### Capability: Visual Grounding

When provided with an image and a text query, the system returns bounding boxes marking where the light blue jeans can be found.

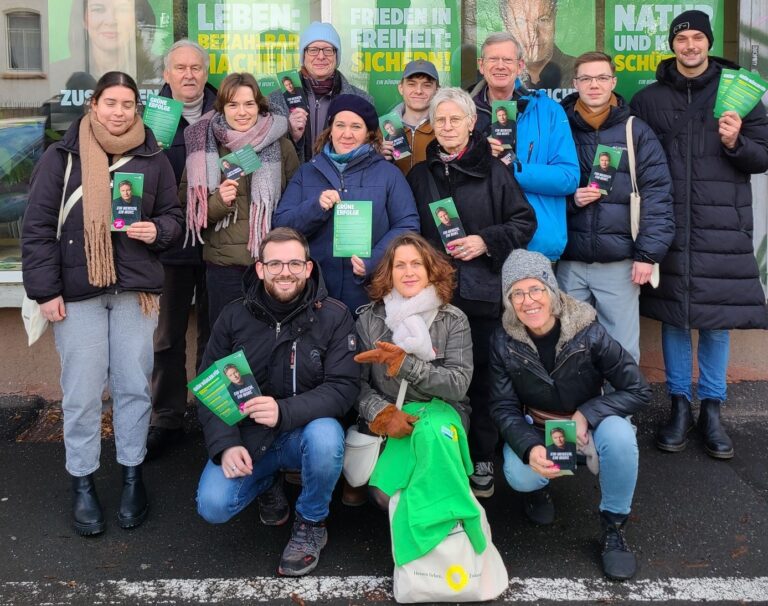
[53,292,157,476]
[557,259,640,363]
[502,416,638,514]
[196,417,344,524]
[661,324,730,402]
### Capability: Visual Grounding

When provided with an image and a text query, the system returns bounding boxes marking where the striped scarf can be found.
[184,110,287,258]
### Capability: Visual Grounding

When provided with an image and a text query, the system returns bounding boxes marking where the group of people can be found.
[21,10,768,586]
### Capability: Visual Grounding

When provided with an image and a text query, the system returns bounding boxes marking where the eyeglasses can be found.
[260,259,308,275]
[481,56,519,66]
[305,46,336,57]
[434,115,468,129]
[574,75,615,85]
[510,286,547,305]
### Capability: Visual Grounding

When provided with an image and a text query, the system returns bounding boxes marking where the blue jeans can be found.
[661,324,730,402]
[502,416,638,514]
[53,293,157,476]
[196,418,344,524]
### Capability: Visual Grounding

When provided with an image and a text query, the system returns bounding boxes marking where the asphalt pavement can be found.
[0,382,767,605]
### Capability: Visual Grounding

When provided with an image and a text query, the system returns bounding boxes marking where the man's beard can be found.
[264,276,305,303]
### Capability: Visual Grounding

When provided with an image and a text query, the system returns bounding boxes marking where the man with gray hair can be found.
[147,40,218,460]
[466,31,578,497]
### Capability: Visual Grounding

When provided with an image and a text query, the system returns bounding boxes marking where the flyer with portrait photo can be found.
[111,172,143,232]
[219,144,262,180]
[188,350,260,426]
[428,198,466,251]
[277,69,308,110]
[333,201,372,258]
[491,100,517,149]
[587,145,622,196]
[545,420,577,475]
[379,112,412,160]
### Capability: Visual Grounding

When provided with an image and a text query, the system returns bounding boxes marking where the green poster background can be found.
[188,0,309,91]
[331,0,462,113]
[605,1,724,99]
[474,0,596,101]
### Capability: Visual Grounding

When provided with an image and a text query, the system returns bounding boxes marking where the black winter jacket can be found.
[407,131,537,319]
[561,92,674,264]
[157,82,217,266]
[630,57,768,330]
[198,263,360,464]
[22,117,183,304]
[489,294,651,462]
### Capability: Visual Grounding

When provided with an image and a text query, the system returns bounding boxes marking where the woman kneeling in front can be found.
[489,248,651,580]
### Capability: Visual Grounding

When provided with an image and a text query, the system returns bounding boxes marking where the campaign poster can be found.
[188,0,310,92]
[605,1,724,100]
[473,0,595,102]
[333,0,462,113]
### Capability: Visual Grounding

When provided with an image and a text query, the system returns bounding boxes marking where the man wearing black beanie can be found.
[631,10,768,460]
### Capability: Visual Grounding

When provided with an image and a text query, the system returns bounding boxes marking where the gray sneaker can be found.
[469,461,495,498]
[277,516,328,577]
[257,477,290,526]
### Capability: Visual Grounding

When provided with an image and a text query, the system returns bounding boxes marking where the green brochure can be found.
[428,197,466,251]
[714,68,768,118]
[143,94,183,149]
[586,145,622,196]
[219,144,262,180]
[333,201,373,258]
[111,172,143,231]
[188,350,260,426]
[491,100,517,149]
[714,68,739,118]
[277,69,308,110]
[545,420,577,475]
[379,111,411,160]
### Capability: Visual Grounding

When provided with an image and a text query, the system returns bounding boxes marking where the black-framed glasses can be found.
[305,46,336,57]
[510,286,547,305]
[260,259,308,275]
[574,75,615,85]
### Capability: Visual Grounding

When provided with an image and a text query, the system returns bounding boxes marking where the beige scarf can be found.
[79,112,158,315]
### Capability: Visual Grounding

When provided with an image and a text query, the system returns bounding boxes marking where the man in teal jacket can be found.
[471,32,579,262]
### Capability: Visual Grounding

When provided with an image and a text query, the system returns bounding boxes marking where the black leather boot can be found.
[600,510,637,580]
[71,474,105,536]
[118,465,148,529]
[697,399,734,459]
[655,395,694,452]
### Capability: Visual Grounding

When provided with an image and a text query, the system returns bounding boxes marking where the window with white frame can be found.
[6,11,42,71]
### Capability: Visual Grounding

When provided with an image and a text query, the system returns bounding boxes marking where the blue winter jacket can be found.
[273,148,420,313]
[560,92,674,264]
[473,81,579,260]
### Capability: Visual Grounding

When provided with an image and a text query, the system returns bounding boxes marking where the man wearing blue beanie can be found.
[269,22,372,162]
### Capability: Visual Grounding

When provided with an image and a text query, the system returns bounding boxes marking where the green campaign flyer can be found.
[714,68,768,118]
[587,145,622,196]
[545,420,577,475]
[379,111,411,160]
[111,172,144,232]
[188,350,260,426]
[142,94,183,149]
[277,69,308,110]
[333,201,373,258]
[490,100,517,149]
[219,144,262,180]
[428,197,466,251]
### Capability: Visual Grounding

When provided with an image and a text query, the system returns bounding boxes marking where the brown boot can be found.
[341,478,368,507]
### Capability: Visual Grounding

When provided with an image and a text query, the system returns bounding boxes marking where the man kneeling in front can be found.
[195,227,360,576]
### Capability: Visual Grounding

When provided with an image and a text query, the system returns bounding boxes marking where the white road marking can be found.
[2,576,768,603]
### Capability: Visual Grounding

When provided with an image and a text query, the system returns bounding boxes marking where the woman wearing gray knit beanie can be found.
[488,248,651,581]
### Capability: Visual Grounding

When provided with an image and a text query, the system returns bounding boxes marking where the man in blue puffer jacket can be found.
[471,32,579,262]
[560,52,674,363]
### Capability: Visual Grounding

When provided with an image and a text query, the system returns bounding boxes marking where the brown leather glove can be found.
[369,404,419,438]
[354,341,406,377]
